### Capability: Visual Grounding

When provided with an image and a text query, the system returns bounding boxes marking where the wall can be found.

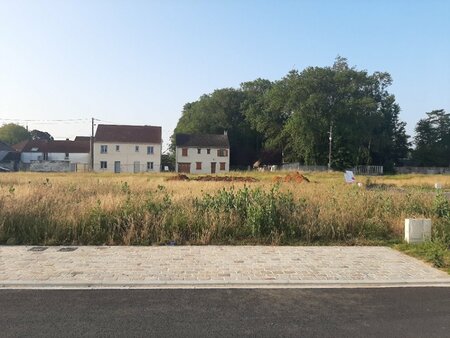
[395,167,450,174]
[47,152,90,164]
[175,147,230,174]
[21,152,43,163]
[93,142,161,173]
[29,161,71,172]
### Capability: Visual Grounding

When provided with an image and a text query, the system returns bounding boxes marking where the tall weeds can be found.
[0,172,444,245]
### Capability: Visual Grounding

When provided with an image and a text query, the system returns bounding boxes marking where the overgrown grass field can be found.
[0,171,448,245]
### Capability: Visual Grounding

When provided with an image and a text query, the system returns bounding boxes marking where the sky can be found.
[1,0,449,151]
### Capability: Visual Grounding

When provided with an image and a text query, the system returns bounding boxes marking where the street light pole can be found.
[328,123,332,171]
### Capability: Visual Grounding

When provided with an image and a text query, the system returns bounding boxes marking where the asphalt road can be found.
[0,288,449,337]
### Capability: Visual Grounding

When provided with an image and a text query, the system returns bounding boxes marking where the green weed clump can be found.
[193,185,300,243]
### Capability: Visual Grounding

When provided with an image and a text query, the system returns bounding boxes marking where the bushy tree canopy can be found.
[0,123,30,145]
[412,109,450,166]
[30,129,54,141]
[175,57,409,169]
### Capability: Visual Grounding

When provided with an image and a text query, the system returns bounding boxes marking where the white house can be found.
[175,133,230,174]
[12,139,90,171]
[93,124,162,173]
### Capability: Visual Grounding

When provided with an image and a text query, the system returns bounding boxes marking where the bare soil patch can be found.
[166,174,258,182]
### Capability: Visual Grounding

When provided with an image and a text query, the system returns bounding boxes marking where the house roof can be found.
[0,141,14,152]
[175,133,230,148]
[12,140,90,153]
[94,124,162,144]
[12,139,37,152]
[74,136,91,141]
[0,150,20,162]
[46,140,90,153]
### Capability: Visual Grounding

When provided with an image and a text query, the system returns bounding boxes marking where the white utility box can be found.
[404,219,432,244]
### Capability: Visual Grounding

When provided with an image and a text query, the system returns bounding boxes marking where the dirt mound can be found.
[273,172,310,184]
[165,174,258,182]
[194,175,258,182]
[166,174,190,181]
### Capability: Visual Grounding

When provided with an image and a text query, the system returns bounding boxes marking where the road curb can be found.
[2,279,450,289]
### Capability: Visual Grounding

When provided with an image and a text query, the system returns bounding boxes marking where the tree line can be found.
[0,124,53,145]
[174,57,448,170]
[1,57,448,170]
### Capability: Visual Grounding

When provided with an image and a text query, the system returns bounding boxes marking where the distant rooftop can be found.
[74,136,91,141]
[12,139,90,153]
[94,124,162,144]
[175,133,229,148]
[0,140,14,152]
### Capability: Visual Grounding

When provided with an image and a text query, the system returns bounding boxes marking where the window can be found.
[100,145,108,154]
[196,162,202,170]
[65,153,69,160]
[217,149,228,157]
[197,148,201,154]
[100,161,107,169]
[182,148,188,156]
[116,145,120,152]
[220,162,226,170]
[147,146,154,155]
[135,145,139,152]
[207,148,211,154]
[147,162,154,171]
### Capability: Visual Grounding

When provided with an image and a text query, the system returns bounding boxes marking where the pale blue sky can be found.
[1,0,449,150]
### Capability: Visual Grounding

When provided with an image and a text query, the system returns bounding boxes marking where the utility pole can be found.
[90,117,94,171]
[328,123,333,171]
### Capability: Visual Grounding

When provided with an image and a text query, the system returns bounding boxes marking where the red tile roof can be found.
[12,140,90,153]
[74,136,91,141]
[12,140,30,152]
[94,124,162,144]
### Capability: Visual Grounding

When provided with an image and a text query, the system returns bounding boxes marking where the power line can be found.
[0,118,90,122]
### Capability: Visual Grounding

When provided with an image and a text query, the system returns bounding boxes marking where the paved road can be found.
[1,288,449,337]
[1,246,449,288]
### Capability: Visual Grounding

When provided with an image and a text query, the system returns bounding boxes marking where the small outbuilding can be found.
[0,141,20,171]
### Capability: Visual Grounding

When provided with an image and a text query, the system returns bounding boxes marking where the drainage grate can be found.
[28,247,48,252]
[58,247,78,252]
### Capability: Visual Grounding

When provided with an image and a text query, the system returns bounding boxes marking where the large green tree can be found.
[174,57,409,169]
[413,109,450,166]
[278,57,408,169]
[0,123,30,145]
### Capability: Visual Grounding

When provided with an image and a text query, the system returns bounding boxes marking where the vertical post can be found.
[328,123,333,171]
[90,117,94,171]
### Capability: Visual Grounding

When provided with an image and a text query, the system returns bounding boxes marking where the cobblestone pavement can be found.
[1,246,449,288]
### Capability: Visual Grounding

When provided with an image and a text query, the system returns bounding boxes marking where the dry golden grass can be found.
[0,171,447,246]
